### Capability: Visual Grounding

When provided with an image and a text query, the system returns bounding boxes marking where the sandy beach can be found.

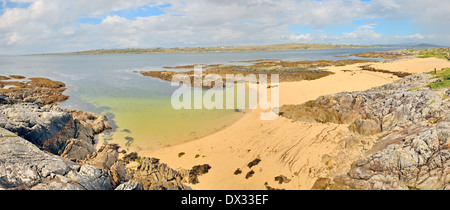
[142,57,450,190]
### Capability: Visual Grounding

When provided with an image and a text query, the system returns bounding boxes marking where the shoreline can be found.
[30,44,391,56]
[142,56,450,190]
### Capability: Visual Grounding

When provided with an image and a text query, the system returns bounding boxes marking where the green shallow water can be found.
[82,89,245,152]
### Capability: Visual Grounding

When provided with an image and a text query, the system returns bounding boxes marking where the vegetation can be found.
[41,43,382,55]
[178,152,186,158]
[443,94,450,100]
[417,48,450,60]
[0,134,18,138]
[408,88,420,91]
[428,68,450,89]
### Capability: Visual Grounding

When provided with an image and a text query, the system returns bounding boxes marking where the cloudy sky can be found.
[0,0,449,54]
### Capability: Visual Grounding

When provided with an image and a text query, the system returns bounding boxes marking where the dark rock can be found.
[247,158,262,168]
[274,175,292,184]
[245,170,255,179]
[234,168,242,175]
[189,164,211,184]
[122,152,140,164]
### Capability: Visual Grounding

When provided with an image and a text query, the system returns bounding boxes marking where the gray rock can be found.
[61,139,96,161]
[66,165,111,190]
[0,128,91,190]
[125,157,194,190]
[285,74,450,190]
[85,144,120,170]
[0,103,71,147]
[115,180,143,190]
[0,103,111,161]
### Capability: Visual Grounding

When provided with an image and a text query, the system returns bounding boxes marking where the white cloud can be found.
[0,0,449,54]
[290,34,312,41]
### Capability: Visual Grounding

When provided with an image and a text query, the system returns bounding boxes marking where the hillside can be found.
[42,43,383,55]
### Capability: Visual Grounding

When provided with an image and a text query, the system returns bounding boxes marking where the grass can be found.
[0,134,18,138]
[408,88,420,91]
[443,94,450,100]
[178,152,186,158]
[427,68,450,89]
[417,48,450,61]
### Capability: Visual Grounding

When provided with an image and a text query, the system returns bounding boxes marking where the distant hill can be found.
[412,43,447,49]
[375,43,448,49]
[39,43,387,55]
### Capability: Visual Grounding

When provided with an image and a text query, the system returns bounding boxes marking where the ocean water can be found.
[0,48,395,151]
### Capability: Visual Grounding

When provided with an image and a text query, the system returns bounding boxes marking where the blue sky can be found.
[78,3,172,25]
[0,0,449,54]
[0,1,31,15]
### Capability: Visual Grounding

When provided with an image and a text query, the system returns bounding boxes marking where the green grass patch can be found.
[417,48,450,61]
[195,154,200,158]
[443,94,450,100]
[0,134,18,138]
[178,152,186,158]
[408,88,420,91]
[427,68,450,89]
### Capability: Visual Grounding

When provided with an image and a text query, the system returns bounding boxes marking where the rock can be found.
[0,128,109,190]
[311,178,331,190]
[124,157,193,190]
[0,77,69,105]
[245,170,255,179]
[280,73,450,190]
[189,164,211,184]
[348,167,374,180]
[330,121,450,190]
[247,158,262,168]
[115,180,144,190]
[0,103,111,161]
[85,144,120,170]
[0,103,71,147]
[152,181,193,190]
[349,119,381,136]
[61,139,96,161]
[110,161,128,188]
[274,175,291,184]
[66,165,111,190]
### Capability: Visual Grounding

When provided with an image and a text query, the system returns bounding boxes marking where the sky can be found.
[0,0,449,54]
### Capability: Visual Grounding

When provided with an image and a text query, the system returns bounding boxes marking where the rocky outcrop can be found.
[0,77,69,105]
[0,127,196,190]
[281,73,450,190]
[138,58,348,88]
[122,157,193,190]
[0,128,110,190]
[0,103,111,161]
[332,120,450,190]
[281,74,443,136]
[0,76,194,191]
